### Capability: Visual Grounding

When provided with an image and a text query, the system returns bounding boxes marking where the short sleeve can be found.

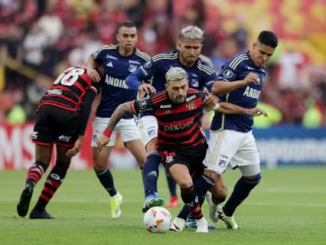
[217,60,239,82]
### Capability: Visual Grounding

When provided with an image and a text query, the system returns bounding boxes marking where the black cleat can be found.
[29,209,55,219]
[17,186,33,217]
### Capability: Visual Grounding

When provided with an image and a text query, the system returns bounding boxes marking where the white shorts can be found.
[91,117,141,147]
[204,130,260,175]
[138,115,158,146]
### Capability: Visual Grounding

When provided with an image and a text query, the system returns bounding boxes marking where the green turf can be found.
[1,167,326,245]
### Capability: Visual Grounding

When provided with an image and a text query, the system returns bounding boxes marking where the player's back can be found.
[151,88,206,149]
[143,51,216,93]
[93,44,150,119]
[39,66,99,112]
[212,51,266,132]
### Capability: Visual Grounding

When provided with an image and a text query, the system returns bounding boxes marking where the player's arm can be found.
[96,98,154,151]
[126,59,156,93]
[66,85,99,157]
[211,63,260,95]
[87,46,109,82]
[211,102,268,117]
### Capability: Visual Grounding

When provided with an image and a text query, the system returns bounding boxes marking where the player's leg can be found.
[167,159,208,233]
[138,116,164,211]
[29,144,73,219]
[92,117,122,219]
[219,132,261,228]
[17,106,54,218]
[164,167,178,208]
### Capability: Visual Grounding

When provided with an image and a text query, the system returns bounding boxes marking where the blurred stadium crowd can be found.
[1,0,326,126]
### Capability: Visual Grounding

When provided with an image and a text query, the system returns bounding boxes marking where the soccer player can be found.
[204,30,278,229]
[86,20,149,219]
[125,26,226,214]
[96,67,267,232]
[17,65,101,219]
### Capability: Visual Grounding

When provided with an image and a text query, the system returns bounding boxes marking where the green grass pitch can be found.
[0,167,325,245]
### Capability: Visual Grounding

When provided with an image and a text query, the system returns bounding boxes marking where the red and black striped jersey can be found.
[38,66,101,111]
[132,88,206,149]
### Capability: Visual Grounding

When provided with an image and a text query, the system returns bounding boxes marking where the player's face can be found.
[251,42,275,67]
[166,79,189,104]
[116,27,137,52]
[177,39,202,65]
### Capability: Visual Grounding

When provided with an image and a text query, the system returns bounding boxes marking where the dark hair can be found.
[118,20,136,31]
[257,31,278,48]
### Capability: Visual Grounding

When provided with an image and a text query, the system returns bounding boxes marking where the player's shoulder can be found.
[97,44,119,53]
[187,88,201,94]
[152,51,179,63]
[226,51,250,70]
[151,91,168,104]
[187,88,205,100]
[135,48,151,62]
[199,54,213,68]
[197,58,216,76]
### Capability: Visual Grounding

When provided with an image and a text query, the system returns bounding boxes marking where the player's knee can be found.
[179,179,193,189]
[244,172,262,185]
[34,160,49,172]
[145,139,157,153]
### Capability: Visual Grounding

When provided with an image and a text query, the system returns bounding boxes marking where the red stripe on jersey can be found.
[182,129,203,144]
[130,101,135,114]
[154,98,202,116]
[156,114,197,127]
[55,142,75,147]
[43,94,78,105]
[158,122,198,138]
[51,85,70,91]
[192,138,206,146]
[37,102,77,112]
[79,72,92,86]
[152,93,167,104]
[157,138,176,145]
[32,140,52,146]
[74,81,86,95]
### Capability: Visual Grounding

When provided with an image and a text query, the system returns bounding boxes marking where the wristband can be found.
[103,129,112,138]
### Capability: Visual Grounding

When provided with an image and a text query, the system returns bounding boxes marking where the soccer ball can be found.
[144,207,172,233]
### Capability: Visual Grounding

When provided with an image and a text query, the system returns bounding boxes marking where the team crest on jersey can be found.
[191,78,199,87]
[186,101,196,110]
[128,64,137,73]
[223,69,233,78]
[144,60,152,68]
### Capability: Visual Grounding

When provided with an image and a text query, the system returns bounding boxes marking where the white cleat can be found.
[111,192,123,219]
[205,192,218,223]
[195,217,209,233]
[170,217,186,232]
[215,206,239,229]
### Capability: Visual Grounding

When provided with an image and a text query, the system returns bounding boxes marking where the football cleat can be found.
[111,192,123,219]
[215,206,239,229]
[195,217,209,233]
[186,217,216,230]
[17,186,33,217]
[29,209,55,219]
[166,196,179,208]
[170,217,186,232]
[142,192,164,213]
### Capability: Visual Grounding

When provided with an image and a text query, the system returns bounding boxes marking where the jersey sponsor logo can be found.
[186,95,196,102]
[223,69,233,78]
[163,119,194,131]
[220,154,229,159]
[47,89,62,95]
[128,64,137,73]
[129,60,140,65]
[143,60,152,68]
[105,75,129,89]
[106,62,113,67]
[106,55,118,60]
[243,86,261,99]
[247,66,255,70]
[160,104,172,109]
[186,101,196,110]
[58,135,71,143]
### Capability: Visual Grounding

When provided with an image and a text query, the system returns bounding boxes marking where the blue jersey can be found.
[211,51,265,132]
[126,50,217,93]
[92,44,150,119]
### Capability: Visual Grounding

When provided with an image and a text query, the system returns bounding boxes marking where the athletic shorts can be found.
[159,140,208,175]
[91,117,141,147]
[138,115,158,146]
[32,105,79,147]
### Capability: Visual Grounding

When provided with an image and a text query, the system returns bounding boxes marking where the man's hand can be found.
[246,107,268,117]
[66,136,84,158]
[87,68,101,82]
[203,89,219,108]
[96,134,110,152]
[242,73,260,86]
[138,84,156,94]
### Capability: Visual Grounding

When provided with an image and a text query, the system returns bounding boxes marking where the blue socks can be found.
[95,168,117,197]
[142,152,161,197]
